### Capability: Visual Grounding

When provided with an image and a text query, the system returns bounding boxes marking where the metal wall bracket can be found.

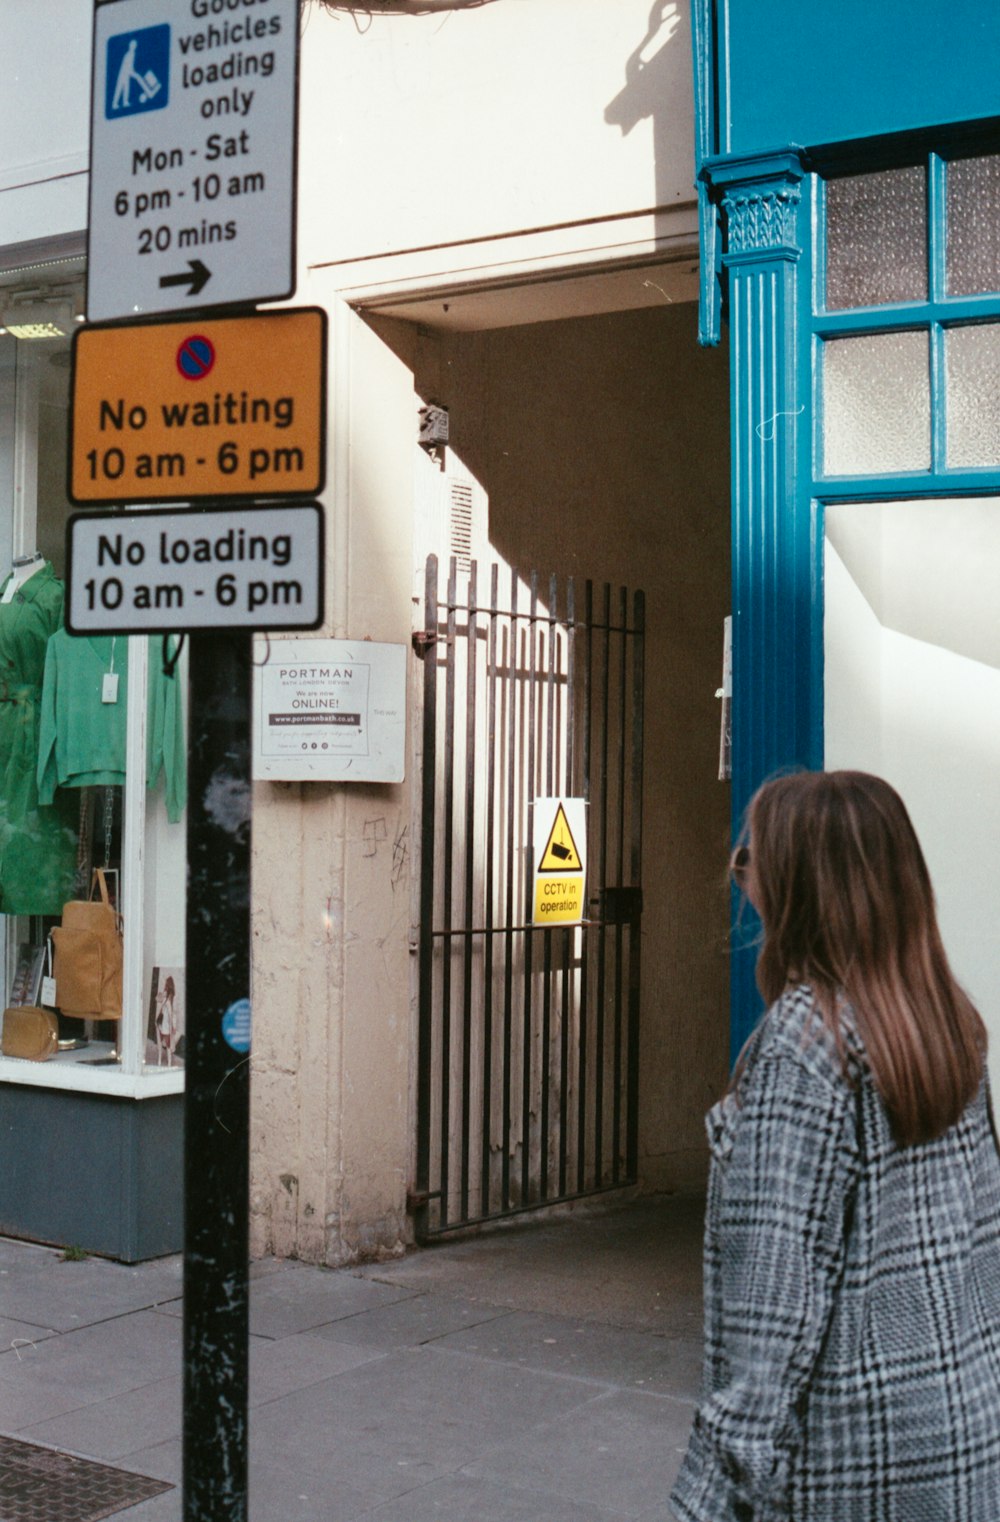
[411,629,438,658]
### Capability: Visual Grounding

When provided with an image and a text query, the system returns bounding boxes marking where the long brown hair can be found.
[741,770,986,1146]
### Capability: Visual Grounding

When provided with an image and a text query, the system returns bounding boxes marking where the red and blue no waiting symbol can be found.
[176,334,215,380]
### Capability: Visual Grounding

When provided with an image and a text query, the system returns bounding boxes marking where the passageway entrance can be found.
[413,555,644,1238]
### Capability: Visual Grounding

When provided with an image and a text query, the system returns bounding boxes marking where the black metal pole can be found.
[183,630,253,1522]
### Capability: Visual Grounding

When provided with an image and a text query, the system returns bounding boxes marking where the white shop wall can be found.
[0,2,90,247]
[299,0,694,266]
[825,501,1000,1094]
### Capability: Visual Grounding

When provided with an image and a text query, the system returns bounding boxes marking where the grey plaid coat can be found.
[670,984,1000,1522]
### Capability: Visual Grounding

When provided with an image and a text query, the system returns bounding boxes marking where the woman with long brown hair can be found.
[670,770,1000,1522]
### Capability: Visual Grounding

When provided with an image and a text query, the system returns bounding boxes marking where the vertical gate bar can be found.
[459,561,478,1221]
[612,585,628,1184]
[482,564,499,1217]
[415,555,439,1241]
[626,589,646,1180]
[566,578,576,794]
[594,581,611,1185]
[558,919,570,1199]
[539,575,558,1199]
[521,571,539,1206]
[545,580,556,798]
[439,556,458,1226]
[501,567,518,1211]
[577,580,593,1192]
[559,577,575,1196]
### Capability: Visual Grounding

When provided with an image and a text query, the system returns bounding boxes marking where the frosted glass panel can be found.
[826,168,927,310]
[823,331,930,475]
[946,324,1000,466]
[947,156,1000,296]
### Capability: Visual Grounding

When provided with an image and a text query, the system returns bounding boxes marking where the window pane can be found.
[946,323,1000,466]
[826,167,927,310]
[947,155,1000,296]
[823,331,930,475]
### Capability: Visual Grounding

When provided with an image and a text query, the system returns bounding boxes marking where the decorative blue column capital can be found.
[705,149,808,259]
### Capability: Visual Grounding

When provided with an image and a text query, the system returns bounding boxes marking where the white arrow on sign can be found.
[87,0,299,322]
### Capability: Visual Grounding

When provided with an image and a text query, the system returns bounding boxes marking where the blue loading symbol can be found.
[106,24,170,119]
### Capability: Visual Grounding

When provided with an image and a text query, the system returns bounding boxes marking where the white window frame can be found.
[0,327,183,1098]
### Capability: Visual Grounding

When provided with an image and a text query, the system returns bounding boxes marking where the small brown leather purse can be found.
[1,1006,58,1061]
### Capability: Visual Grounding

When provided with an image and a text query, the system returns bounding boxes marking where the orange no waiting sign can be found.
[68,307,326,505]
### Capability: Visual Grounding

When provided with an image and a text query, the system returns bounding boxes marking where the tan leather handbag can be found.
[1,1006,58,1061]
[51,869,124,1021]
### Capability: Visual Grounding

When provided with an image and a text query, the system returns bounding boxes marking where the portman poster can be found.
[253,639,407,782]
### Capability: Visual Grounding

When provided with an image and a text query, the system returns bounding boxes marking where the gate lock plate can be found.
[593,886,643,923]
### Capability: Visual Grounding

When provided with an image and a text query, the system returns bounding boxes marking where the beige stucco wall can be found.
[248,2,721,1264]
[298,0,694,268]
[250,298,418,1264]
[0,3,89,247]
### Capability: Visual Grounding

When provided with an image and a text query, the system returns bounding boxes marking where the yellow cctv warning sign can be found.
[533,797,587,925]
[68,307,326,505]
[537,802,584,872]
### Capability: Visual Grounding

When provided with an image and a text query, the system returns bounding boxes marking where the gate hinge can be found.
[406,1186,434,1212]
[411,629,438,658]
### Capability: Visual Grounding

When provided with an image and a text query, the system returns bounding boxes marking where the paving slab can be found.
[465,1387,694,1517]
[17,1372,181,1463]
[18,1329,387,1464]
[148,1262,419,1339]
[363,1471,637,1522]
[0,1309,180,1430]
[249,1328,387,1406]
[0,1315,59,1354]
[0,1243,182,1333]
[360,1194,704,1337]
[247,1344,605,1502]
[436,1309,702,1400]
[309,1292,508,1352]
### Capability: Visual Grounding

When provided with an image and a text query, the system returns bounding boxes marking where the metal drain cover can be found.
[0,1435,173,1521]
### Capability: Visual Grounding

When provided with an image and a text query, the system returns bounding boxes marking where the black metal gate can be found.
[412,555,645,1239]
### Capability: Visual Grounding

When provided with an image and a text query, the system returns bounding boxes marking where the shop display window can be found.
[0,264,186,1094]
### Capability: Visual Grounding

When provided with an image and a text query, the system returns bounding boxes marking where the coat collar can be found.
[1,561,58,606]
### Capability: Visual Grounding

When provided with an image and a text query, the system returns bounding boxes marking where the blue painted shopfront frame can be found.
[692,5,1000,1057]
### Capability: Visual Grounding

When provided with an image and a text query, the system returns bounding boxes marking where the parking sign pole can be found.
[183,631,253,1522]
[80,10,308,1513]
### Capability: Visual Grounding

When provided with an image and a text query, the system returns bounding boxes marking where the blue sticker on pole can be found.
[106,24,171,119]
[222,998,252,1054]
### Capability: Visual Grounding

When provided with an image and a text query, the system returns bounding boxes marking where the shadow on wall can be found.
[604,2,692,208]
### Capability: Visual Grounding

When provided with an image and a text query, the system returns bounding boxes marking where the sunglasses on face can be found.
[731,845,751,881]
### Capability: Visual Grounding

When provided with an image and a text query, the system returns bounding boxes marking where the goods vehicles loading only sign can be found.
[88,0,299,321]
[68,308,326,505]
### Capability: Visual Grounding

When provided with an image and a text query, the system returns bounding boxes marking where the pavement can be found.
[0,1192,705,1521]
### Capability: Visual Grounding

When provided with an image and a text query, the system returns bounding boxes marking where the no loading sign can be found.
[65,502,325,635]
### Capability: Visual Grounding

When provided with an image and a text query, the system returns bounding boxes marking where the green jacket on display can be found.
[0,562,78,914]
[37,632,187,823]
